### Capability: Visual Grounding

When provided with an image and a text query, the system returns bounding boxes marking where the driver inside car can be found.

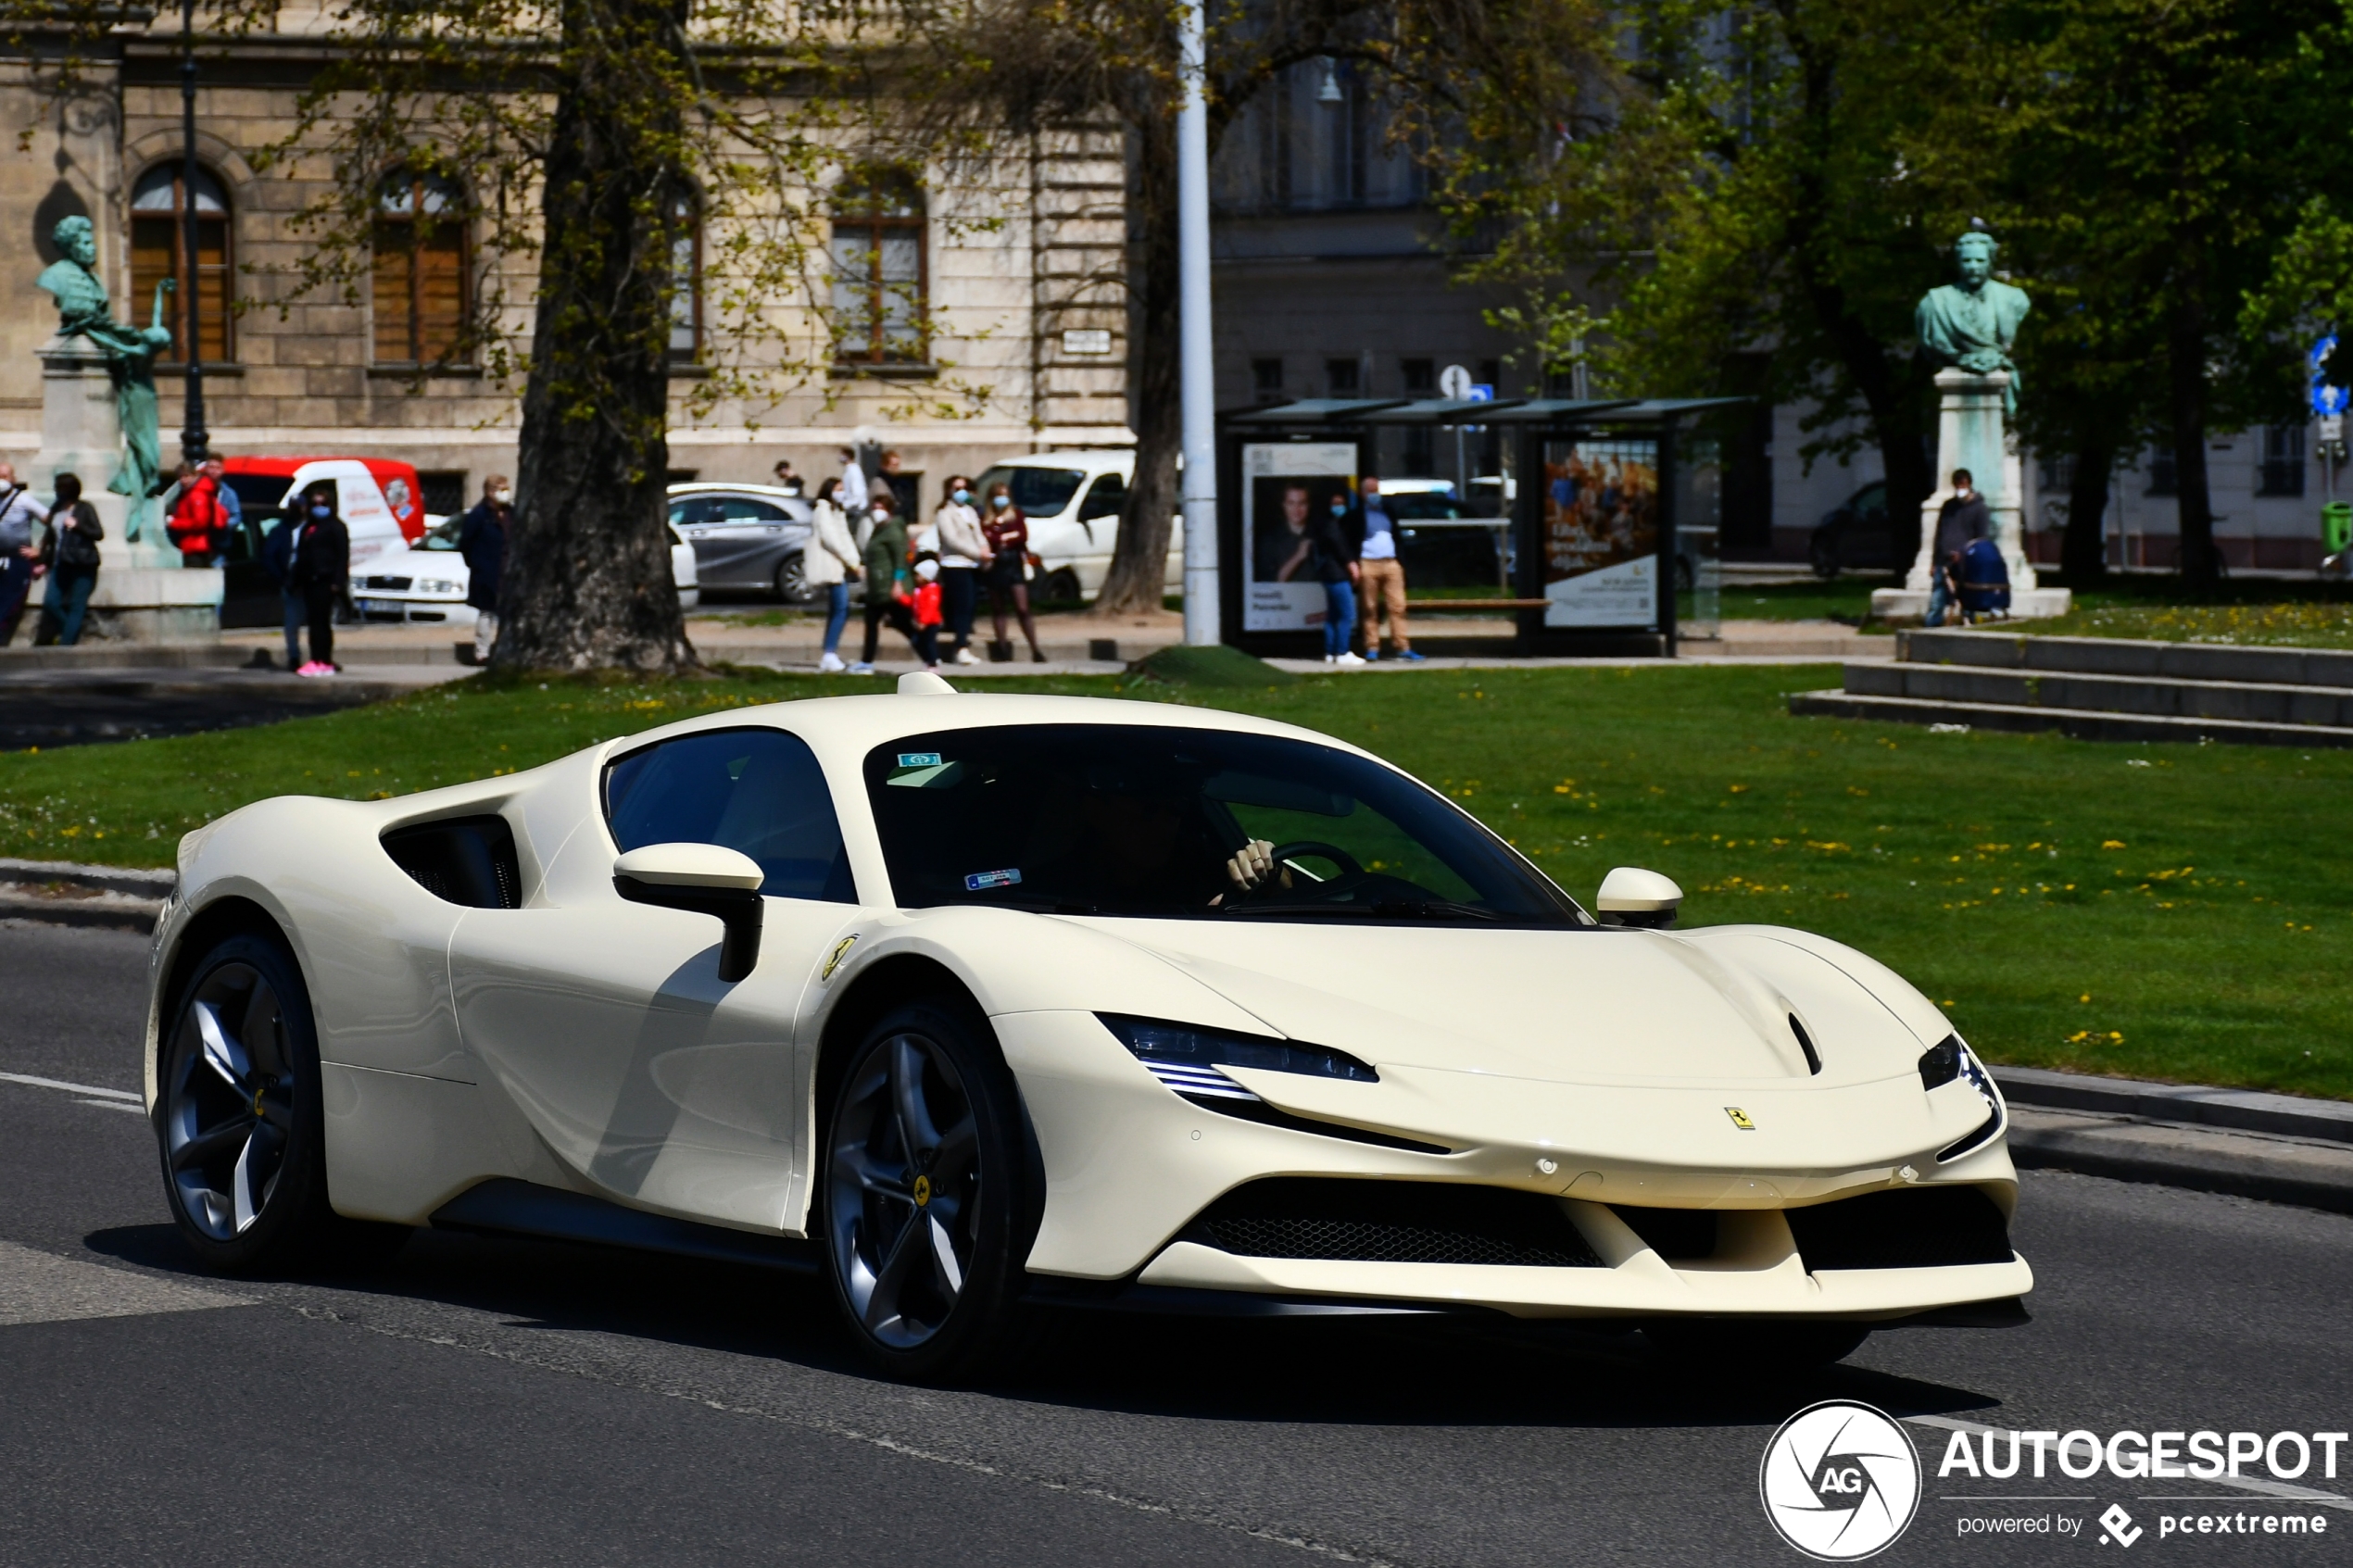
[1038,769,1288,909]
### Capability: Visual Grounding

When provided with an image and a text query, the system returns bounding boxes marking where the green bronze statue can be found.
[36,215,176,534]
[1917,228,2031,416]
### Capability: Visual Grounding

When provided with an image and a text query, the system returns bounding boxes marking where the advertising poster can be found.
[1241,441,1358,632]
[1541,436,1660,629]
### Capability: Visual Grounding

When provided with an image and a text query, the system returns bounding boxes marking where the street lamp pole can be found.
[178,0,208,465]
[1176,0,1219,646]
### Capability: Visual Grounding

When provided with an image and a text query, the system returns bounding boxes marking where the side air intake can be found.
[1184,1178,1603,1267]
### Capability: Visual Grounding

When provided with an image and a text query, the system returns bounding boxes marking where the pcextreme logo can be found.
[1759,1400,1923,1561]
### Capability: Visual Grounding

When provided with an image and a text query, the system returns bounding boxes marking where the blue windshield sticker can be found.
[964,868,1023,892]
[898,752,943,768]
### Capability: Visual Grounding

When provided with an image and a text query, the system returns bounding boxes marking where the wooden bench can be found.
[1401,598,1551,613]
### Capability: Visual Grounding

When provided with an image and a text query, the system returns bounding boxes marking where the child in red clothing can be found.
[904,557,944,669]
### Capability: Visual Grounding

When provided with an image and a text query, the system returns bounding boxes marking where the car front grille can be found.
[1185,1178,1604,1267]
[1785,1185,2014,1271]
[363,575,413,591]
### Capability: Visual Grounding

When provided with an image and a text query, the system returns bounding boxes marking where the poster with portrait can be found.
[1541,437,1660,628]
[1242,442,1358,632]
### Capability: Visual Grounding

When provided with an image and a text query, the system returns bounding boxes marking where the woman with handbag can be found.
[979,479,1044,662]
[32,471,103,647]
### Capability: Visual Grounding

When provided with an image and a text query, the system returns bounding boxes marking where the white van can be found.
[970,449,1182,600]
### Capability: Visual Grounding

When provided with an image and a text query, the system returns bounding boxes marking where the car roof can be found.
[602,688,1368,767]
[668,483,805,500]
[978,450,1132,475]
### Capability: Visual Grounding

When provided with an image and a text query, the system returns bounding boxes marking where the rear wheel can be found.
[822,1001,1034,1382]
[1644,1318,1870,1372]
[775,553,811,604]
[1039,567,1082,605]
[157,934,407,1274]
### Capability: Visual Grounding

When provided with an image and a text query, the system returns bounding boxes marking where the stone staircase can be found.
[1788,629,2353,746]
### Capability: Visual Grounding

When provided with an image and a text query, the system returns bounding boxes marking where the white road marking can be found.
[1908,1414,2352,1510]
[0,1071,141,1102]
[0,1239,246,1327]
[75,1098,146,1114]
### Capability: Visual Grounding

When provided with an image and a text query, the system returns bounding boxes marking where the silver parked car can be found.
[667,483,817,602]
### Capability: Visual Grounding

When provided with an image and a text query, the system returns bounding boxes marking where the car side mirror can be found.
[613,843,764,981]
[1595,866,1682,930]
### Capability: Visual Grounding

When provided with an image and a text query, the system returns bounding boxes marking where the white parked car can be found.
[145,682,2027,1383]
[355,517,701,626]
[971,449,1182,600]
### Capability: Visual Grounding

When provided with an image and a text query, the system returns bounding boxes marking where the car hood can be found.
[1068,917,1947,1091]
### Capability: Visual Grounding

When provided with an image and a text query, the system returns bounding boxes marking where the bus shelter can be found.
[1216,396,1746,659]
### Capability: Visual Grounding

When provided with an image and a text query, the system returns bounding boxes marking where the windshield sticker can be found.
[887,759,965,789]
[964,868,1023,892]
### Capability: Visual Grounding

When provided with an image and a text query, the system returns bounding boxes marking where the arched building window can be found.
[373,171,469,364]
[830,169,926,364]
[670,192,701,363]
[130,163,232,362]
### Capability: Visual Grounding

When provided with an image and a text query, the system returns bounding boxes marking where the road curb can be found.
[2005,1108,2353,1217]
[0,857,171,933]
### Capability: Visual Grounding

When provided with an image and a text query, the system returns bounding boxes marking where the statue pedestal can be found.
[1870,369,2070,623]
[34,336,220,642]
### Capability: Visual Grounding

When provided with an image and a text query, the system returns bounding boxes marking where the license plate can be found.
[358,598,400,614]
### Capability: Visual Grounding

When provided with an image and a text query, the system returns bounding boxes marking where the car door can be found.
[449,727,862,1230]
[697,495,794,587]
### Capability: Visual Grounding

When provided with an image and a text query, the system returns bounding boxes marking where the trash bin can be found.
[2326,501,2353,555]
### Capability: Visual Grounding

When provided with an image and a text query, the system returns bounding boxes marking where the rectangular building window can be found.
[1252,358,1285,401]
[831,169,927,365]
[372,172,469,365]
[130,165,232,363]
[1326,358,1360,395]
[2145,446,2177,497]
[2259,425,2306,497]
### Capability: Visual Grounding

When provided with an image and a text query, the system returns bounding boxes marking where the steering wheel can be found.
[1266,841,1365,880]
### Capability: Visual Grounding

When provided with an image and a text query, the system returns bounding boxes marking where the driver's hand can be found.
[1226,839,1281,894]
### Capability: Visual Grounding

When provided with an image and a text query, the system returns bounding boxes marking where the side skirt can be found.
[431,1177,822,1275]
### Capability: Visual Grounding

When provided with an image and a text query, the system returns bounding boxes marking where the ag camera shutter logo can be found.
[1759,1399,1922,1560]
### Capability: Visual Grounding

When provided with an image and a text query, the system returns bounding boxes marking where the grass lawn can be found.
[3,663,2345,1099]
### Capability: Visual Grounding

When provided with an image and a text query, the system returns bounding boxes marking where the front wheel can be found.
[822,1001,1035,1382]
[156,933,403,1274]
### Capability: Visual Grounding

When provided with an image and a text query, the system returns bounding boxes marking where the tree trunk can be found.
[495,0,695,672]
[2167,260,2218,593]
[2060,432,2116,582]
[1095,94,1180,620]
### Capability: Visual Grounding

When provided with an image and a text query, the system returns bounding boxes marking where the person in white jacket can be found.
[802,477,864,671]
[837,447,869,513]
[931,474,989,665]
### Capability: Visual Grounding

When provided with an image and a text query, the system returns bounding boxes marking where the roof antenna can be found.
[899,671,958,696]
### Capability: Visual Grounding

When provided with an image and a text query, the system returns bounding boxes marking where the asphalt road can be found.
[2,920,2347,1567]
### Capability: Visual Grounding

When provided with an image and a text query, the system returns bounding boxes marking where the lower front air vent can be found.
[1184,1178,1603,1267]
[1610,1205,1719,1261]
[1786,1185,2013,1272]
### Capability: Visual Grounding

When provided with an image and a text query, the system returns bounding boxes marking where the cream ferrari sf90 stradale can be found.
[146,677,2028,1379]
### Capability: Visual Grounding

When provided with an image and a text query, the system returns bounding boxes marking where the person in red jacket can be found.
[165,461,230,567]
[904,557,943,671]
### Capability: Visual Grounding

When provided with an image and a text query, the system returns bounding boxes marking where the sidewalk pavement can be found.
[4,847,2343,1220]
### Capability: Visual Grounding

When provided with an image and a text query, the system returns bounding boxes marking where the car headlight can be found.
[1099,1013,1377,1101]
[1919,1033,2005,1160]
[418,579,459,596]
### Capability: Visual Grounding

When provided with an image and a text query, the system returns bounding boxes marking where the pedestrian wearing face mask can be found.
[850,490,921,673]
[931,474,988,665]
[803,476,863,672]
[980,480,1044,661]
[458,475,512,664]
[0,462,50,646]
[31,471,101,647]
[1313,485,1364,667]
[288,482,350,675]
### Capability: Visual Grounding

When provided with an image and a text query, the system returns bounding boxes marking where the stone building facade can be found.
[0,26,1131,519]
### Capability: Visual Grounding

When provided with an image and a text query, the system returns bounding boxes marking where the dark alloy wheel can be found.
[157,933,403,1274]
[823,1000,1034,1381]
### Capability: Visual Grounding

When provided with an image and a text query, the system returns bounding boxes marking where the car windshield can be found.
[974,466,1086,517]
[1380,490,1465,521]
[420,516,462,551]
[864,723,1585,925]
